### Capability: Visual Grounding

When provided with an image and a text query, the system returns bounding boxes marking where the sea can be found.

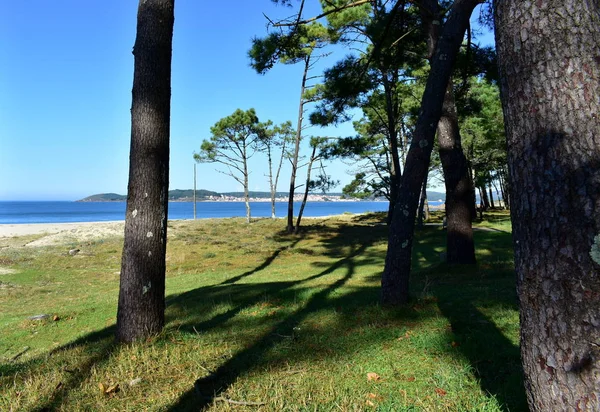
[0,201,403,225]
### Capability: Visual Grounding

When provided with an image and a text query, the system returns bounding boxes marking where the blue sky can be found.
[0,1,493,201]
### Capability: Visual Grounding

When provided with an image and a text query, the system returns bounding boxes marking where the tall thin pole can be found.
[193,163,197,220]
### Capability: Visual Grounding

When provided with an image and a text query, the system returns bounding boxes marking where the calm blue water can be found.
[0,201,397,224]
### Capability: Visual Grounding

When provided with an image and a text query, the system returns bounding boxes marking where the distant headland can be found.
[78,189,446,203]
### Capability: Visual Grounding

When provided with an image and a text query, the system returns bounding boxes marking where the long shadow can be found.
[0,326,118,411]
[166,242,369,410]
[219,237,302,285]
[164,239,378,338]
[436,299,526,411]
[425,229,526,411]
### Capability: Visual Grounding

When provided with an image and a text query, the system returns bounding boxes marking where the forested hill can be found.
[78,189,218,202]
[79,190,446,202]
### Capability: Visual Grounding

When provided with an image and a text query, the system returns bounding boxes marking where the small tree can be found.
[257,120,295,218]
[194,109,262,223]
[249,16,331,233]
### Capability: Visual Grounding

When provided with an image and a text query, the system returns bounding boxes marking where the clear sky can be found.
[0,1,493,201]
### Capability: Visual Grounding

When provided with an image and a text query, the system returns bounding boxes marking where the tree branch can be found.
[273,0,371,27]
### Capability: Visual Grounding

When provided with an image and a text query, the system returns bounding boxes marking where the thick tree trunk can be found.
[495,1,600,409]
[382,0,482,305]
[437,82,476,264]
[488,185,495,208]
[419,0,476,263]
[116,0,174,343]
[287,56,310,233]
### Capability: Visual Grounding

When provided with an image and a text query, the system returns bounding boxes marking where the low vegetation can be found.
[0,212,524,411]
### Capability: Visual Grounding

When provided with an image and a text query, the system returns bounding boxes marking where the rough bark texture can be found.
[420,0,476,264]
[382,0,482,305]
[116,0,174,343]
[437,81,476,264]
[495,1,600,409]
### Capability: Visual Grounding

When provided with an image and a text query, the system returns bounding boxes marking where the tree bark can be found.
[437,81,476,264]
[116,0,174,343]
[382,0,482,305]
[495,1,600,409]
[419,0,476,263]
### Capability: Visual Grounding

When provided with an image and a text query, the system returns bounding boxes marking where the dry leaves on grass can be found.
[397,331,413,341]
[366,372,381,382]
[365,393,384,407]
[435,387,447,396]
[98,382,120,395]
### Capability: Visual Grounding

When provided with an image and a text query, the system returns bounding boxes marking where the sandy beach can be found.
[0,221,125,246]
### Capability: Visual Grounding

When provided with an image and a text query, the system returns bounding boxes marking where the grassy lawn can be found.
[0,212,526,411]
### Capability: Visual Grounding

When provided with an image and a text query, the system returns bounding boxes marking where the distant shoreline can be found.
[78,197,380,203]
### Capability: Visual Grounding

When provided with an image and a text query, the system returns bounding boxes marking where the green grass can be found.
[0,212,525,411]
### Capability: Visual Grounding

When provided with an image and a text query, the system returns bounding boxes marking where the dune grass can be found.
[0,212,526,411]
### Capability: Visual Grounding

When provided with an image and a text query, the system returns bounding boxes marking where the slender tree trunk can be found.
[491,178,501,208]
[243,157,251,223]
[468,162,477,219]
[382,0,482,305]
[266,146,276,219]
[382,77,402,224]
[417,173,428,227]
[499,168,510,209]
[296,146,317,233]
[116,0,174,343]
[437,81,476,264]
[193,163,197,219]
[495,1,600,409]
[480,184,490,209]
[488,184,495,208]
[287,55,310,233]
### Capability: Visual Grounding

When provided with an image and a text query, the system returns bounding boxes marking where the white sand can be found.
[0,221,125,246]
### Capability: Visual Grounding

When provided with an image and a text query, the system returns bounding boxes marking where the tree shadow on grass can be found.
[165,241,390,410]
[3,214,526,410]
[164,219,395,410]
[219,237,302,285]
[414,229,526,411]
[0,326,118,412]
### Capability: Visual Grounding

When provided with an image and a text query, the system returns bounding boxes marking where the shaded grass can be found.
[0,215,525,411]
